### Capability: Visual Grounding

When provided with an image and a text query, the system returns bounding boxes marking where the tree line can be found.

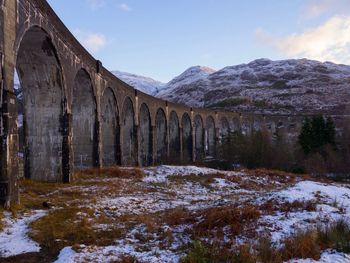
[218,115,350,180]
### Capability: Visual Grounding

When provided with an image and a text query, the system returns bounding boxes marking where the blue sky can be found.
[47,0,350,82]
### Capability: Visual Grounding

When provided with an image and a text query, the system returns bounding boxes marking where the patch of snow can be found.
[0,210,46,257]
[276,181,350,215]
[211,178,237,189]
[259,181,350,244]
[143,165,226,183]
[96,166,248,217]
[100,194,189,216]
[56,244,181,263]
[285,249,350,263]
[54,246,77,263]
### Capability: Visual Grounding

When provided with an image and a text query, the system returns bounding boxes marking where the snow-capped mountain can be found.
[157,59,350,115]
[112,70,165,95]
[158,66,216,96]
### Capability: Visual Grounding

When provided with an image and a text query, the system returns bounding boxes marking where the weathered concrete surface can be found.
[155,108,167,164]
[121,97,137,166]
[72,69,97,170]
[17,27,64,181]
[206,116,216,157]
[181,113,193,163]
[194,115,204,161]
[139,103,152,166]
[0,0,19,207]
[220,117,230,136]
[169,111,180,164]
[101,87,120,166]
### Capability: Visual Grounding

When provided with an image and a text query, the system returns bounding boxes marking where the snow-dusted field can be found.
[1,165,350,262]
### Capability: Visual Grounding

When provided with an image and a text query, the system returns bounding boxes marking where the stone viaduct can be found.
[0,0,312,207]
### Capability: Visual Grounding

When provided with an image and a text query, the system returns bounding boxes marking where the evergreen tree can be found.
[298,117,313,155]
[298,115,336,155]
[325,117,336,146]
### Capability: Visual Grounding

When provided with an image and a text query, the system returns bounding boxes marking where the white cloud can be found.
[86,0,105,10]
[74,30,107,53]
[301,0,349,20]
[119,3,131,12]
[255,15,350,64]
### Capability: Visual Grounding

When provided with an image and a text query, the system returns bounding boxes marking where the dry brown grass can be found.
[183,219,350,263]
[181,241,257,263]
[18,177,97,211]
[0,208,4,231]
[191,204,261,239]
[29,206,127,257]
[282,230,321,261]
[76,166,144,180]
[13,168,146,259]
[259,199,317,214]
[242,168,316,184]
[162,207,192,226]
[29,207,95,254]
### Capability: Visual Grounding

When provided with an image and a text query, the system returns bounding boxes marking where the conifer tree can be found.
[298,115,336,155]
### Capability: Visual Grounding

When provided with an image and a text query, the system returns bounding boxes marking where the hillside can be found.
[156,59,350,115]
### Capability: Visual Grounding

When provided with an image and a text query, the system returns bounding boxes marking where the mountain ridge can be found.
[112,58,350,116]
[157,58,350,115]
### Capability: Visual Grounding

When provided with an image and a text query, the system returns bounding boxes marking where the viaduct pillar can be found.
[179,127,183,163]
[0,0,19,207]
[151,125,157,165]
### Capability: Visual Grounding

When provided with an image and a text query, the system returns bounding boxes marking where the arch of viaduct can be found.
[0,0,307,207]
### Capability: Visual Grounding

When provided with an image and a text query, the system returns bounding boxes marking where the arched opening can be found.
[16,26,64,181]
[194,115,204,161]
[220,117,230,141]
[155,108,167,164]
[72,69,97,170]
[232,118,241,132]
[101,88,120,166]
[253,118,263,132]
[169,111,180,164]
[182,113,193,163]
[121,97,137,166]
[206,116,216,157]
[139,103,152,166]
[241,118,251,135]
[14,69,24,178]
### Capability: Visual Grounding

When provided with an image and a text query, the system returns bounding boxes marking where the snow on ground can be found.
[286,250,350,263]
[98,165,249,218]
[276,181,350,207]
[142,165,224,183]
[1,165,350,262]
[54,244,181,263]
[0,210,46,257]
[258,181,350,244]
